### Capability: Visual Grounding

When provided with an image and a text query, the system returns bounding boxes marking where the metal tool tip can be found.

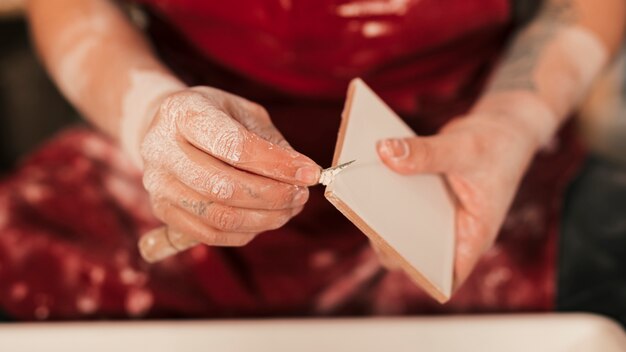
[338,159,356,168]
[319,160,356,186]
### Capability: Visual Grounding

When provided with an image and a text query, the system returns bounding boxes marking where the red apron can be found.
[0,0,583,319]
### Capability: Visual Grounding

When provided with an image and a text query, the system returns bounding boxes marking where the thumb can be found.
[227,99,294,150]
[376,135,462,174]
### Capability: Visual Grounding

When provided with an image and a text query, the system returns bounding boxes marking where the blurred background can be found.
[0,0,625,324]
[0,0,79,173]
[1,0,623,170]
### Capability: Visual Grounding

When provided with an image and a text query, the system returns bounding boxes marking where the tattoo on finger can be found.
[181,199,211,216]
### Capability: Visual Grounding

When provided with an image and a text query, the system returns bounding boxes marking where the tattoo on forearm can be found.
[488,0,576,92]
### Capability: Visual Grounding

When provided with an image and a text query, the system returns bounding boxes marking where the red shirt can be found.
[0,0,583,319]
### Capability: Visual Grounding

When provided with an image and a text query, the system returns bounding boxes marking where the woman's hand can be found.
[376,113,540,289]
[140,86,321,248]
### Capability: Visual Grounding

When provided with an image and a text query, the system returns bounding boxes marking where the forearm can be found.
[26,0,184,166]
[472,0,625,148]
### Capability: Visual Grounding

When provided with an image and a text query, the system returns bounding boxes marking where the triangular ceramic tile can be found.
[324,78,456,302]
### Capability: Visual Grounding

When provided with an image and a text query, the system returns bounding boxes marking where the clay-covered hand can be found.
[376,115,539,289]
[140,86,321,247]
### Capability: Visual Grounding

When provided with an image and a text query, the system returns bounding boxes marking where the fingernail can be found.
[138,228,179,263]
[292,187,309,206]
[378,139,409,160]
[295,166,320,184]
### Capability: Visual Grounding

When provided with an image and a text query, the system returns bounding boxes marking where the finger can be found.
[138,226,199,263]
[164,91,320,185]
[199,89,295,151]
[452,210,495,291]
[153,179,302,233]
[190,201,301,234]
[376,135,466,175]
[138,198,301,263]
[223,98,294,150]
[150,198,256,247]
[143,143,310,210]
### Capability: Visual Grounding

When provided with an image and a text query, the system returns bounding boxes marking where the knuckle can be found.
[139,130,163,163]
[249,103,270,119]
[270,186,297,209]
[160,91,196,120]
[267,210,293,230]
[258,124,285,146]
[165,91,214,136]
[149,195,169,221]
[201,172,236,200]
[142,170,161,194]
[213,129,244,163]
[411,140,433,168]
[180,198,209,217]
[166,94,245,163]
[208,205,244,232]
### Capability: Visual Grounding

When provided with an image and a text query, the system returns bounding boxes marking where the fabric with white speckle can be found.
[0,0,586,320]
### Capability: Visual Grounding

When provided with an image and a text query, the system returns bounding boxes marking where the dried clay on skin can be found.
[54,14,111,103]
[119,69,184,168]
[536,26,608,118]
[175,94,244,163]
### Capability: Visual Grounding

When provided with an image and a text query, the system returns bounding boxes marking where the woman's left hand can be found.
[376,113,540,289]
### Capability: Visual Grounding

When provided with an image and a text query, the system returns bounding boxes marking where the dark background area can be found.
[0,16,80,172]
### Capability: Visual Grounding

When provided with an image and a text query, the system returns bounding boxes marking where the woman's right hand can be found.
[140,86,321,250]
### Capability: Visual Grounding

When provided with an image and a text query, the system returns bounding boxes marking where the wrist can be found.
[470,91,561,151]
[119,69,186,169]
